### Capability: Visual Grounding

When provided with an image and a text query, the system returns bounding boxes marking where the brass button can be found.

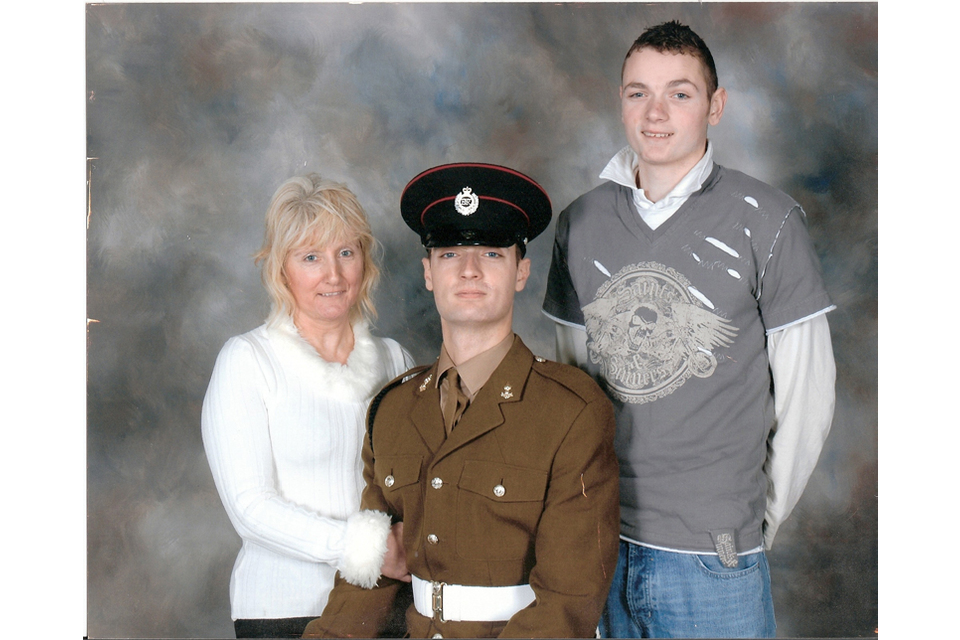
[493,484,506,497]
[427,534,439,545]
[431,477,443,489]
[384,475,395,488]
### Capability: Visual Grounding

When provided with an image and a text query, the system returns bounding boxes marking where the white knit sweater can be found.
[201,317,414,620]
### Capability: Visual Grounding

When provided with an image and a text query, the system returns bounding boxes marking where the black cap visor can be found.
[424,226,525,250]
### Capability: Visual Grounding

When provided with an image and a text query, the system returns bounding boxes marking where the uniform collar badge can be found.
[419,374,433,392]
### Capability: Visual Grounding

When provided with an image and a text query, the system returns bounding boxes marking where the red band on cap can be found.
[420,195,529,225]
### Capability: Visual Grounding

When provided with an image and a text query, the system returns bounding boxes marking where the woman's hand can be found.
[379,522,411,582]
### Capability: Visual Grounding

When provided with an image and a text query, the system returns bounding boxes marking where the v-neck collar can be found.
[600,144,716,231]
[615,163,723,245]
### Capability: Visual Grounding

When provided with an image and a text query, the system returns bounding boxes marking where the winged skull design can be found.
[583,263,739,404]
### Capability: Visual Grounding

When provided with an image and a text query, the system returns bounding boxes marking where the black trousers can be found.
[234,616,315,638]
[234,584,413,638]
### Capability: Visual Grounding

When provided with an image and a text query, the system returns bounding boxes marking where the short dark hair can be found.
[622,21,718,97]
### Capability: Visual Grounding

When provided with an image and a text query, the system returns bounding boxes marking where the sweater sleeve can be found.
[400,344,417,372]
[303,405,407,639]
[200,336,386,568]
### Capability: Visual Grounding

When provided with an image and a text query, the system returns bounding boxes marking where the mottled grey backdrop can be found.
[86,3,877,638]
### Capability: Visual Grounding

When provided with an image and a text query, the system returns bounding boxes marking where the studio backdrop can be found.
[86,3,877,638]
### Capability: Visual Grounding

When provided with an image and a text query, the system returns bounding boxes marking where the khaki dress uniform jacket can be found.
[303,336,620,638]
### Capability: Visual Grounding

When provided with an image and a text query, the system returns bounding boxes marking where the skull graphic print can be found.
[583,262,738,404]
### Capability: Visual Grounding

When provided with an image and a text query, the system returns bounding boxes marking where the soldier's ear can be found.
[423,255,434,292]
[515,257,531,292]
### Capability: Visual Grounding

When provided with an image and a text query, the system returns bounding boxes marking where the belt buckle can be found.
[431,581,446,623]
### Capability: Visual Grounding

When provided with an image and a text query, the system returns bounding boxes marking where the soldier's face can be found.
[422,245,530,334]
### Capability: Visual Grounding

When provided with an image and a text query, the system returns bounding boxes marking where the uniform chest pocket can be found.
[455,460,549,561]
[374,455,422,514]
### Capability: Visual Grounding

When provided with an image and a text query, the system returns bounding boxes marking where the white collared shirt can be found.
[599,143,715,230]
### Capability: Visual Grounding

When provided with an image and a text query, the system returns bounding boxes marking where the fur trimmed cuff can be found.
[339,510,392,589]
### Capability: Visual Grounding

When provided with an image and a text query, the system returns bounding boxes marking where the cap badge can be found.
[454,187,479,216]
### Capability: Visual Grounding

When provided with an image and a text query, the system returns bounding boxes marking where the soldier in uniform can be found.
[302,163,620,638]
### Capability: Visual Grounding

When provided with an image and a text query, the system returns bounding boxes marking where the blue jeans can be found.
[599,541,776,638]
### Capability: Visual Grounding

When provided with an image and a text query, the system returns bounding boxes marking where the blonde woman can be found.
[202,174,414,638]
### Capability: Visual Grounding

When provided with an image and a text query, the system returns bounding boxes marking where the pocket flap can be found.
[458,459,548,503]
[374,455,422,491]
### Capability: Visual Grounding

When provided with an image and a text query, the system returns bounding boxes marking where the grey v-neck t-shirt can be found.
[543,164,833,553]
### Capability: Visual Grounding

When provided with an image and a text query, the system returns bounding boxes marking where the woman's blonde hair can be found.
[255,174,380,325]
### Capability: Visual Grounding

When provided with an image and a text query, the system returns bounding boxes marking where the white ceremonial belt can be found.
[411,575,535,623]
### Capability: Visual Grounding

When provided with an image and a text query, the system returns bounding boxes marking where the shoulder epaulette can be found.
[367,365,431,455]
[530,356,608,404]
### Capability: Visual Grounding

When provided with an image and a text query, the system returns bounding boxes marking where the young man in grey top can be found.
[542,21,836,638]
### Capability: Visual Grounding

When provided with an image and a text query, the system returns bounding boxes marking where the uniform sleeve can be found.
[543,208,587,327]
[303,420,403,638]
[762,314,836,548]
[500,394,620,638]
[200,338,384,568]
[758,206,835,331]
